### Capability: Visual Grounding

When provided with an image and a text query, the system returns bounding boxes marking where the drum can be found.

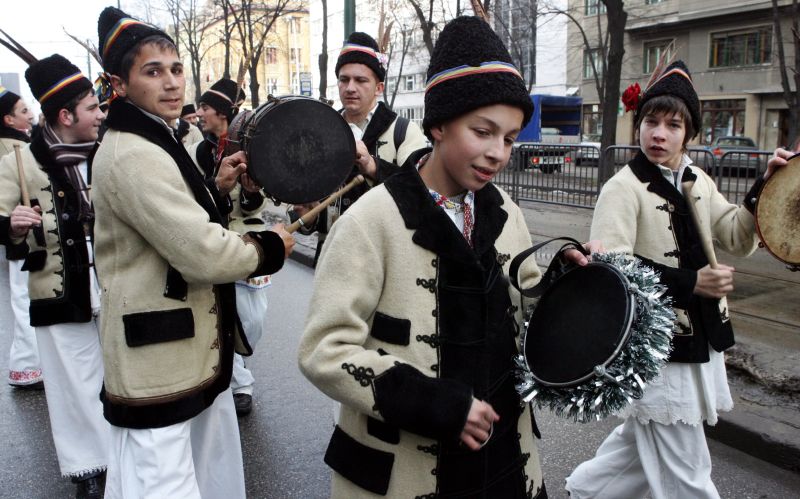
[237,95,356,205]
[509,239,675,422]
[755,156,800,271]
[224,108,252,157]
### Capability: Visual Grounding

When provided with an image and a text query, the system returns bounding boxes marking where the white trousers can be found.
[7,259,42,385]
[36,320,109,477]
[105,388,246,499]
[230,285,268,395]
[566,418,720,499]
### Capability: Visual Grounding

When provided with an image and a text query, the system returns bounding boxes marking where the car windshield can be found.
[717,137,755,147]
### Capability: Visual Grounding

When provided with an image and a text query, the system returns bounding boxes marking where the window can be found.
[404,75,415,91]
[289,17,301,34]
[398,106,424,125]
[267,78,279,95]
[583,49,603,79]
[643,40,674,74]
[710,27,772,68]
[290,48,302,63]
[700,99,746,145]
[585,0,606,16]
[583,104,602,136]
[265,47,278,65]
[386,76,397,91]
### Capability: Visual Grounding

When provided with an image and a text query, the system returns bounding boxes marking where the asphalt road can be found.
[1,259,799,498]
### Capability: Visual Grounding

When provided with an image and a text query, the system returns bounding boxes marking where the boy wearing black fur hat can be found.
[92,7,293,497]
[0,86,43,389]
[565,61,787,499]
[292,31,427,266]
[0,55,109,498]
[299,16,599,498]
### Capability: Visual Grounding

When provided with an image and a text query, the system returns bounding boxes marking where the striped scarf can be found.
[42,123,95,225]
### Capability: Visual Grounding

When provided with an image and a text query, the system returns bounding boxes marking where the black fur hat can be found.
[335,32,386,82]
[98,6,174,76]
[635,60,700,138]
[422,16,532,140]
[25,54,93,115]
[199,78,242,122]
[181,104,196,116]
[0,87,21,118]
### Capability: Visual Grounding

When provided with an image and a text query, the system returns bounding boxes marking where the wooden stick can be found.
[682,181,718,269]
[13,144,30,207]
[287,175,366,233]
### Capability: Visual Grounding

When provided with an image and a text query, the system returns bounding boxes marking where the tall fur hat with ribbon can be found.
[0,29,92,116]
[335,32,387,82]
[422,16,533,140]
[97,6,174,77]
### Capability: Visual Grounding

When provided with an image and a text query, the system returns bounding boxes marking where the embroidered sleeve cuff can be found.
[743,175,766,214]
[634,254,696,309]
[243,230,285,277]
[373,363,473,443]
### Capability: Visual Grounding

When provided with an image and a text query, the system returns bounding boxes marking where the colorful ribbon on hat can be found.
[39,72,85,104]
[340,43,388,66]
[102,17,147,59]
[425,61,522,94]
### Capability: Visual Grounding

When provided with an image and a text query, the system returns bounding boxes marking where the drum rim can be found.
[754,163,800,266]
[522,261,636,388]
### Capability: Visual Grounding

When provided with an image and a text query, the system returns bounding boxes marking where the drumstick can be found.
[13,144,30,207]
[286,175,366,233]
[682,181,718,269]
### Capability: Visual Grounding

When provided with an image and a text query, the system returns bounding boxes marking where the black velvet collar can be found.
[105,99,223,225]
[628,150,697,206]
[361,101,397,151]
[384,148,508,266]
[29,127,90,189]
[0,125,30,143]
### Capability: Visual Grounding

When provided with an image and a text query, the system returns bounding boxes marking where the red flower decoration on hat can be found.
[621,82,641,112]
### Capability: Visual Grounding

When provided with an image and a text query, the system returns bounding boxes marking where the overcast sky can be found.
[0,1,158,115]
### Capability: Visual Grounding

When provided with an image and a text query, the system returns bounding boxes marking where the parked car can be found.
[573,133,601,167]
[517,127,570,173]
[704,136,764,177]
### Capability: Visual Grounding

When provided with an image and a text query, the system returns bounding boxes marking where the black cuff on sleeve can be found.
[239,189,265,211]
[635,254,696,309]
[0,216,12,246]
[373,363,472,443]
[743,175,767,214]
[245,230,285,277]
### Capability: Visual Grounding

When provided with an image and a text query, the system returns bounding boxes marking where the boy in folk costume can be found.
[299,16,599,498]
[92,7,293,497]
[0,55,109,498]
[565,61,786,498]
[0,87,42,389]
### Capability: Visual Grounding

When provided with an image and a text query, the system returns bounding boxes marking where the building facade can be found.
[567,0,798,149]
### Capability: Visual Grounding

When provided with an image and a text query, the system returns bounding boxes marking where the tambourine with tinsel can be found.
[509,238,675,423]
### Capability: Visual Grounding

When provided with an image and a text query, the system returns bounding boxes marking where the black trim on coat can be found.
[0,125,31,143]
[123,308,195,347]
[244,230,286,278]
[370,311,411,345]
[367,416,400,444]
[324,425,394,496]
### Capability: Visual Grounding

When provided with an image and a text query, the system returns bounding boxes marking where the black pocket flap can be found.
[370,311,410,345]
[324,425,394,495]
[21,250,47,272]
[123,308,195,348]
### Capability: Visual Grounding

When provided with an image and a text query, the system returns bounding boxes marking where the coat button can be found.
[65,239,74,246]
[57,191,65,198]
[62,213,70,221]
[667,204,675,212]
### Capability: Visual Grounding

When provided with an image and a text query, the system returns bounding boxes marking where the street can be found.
[1,259,799,498]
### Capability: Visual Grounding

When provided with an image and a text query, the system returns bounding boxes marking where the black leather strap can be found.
[509,237,588,298]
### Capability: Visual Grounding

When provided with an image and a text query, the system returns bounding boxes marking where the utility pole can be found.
[86,39,92,78]
[344,0,356,37]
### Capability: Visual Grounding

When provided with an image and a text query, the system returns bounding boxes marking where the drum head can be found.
[244,97,355,204]
[524,263,634,387]
[756,158,800,266]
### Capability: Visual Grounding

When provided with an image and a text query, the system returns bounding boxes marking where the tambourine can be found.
[226,95,356,205]
[509,238,675,422]
[755,155,800,271]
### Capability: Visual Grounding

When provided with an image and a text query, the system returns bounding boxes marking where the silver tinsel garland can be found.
[515,252,676,423]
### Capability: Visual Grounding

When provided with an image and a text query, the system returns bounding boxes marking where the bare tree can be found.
[163,0,182,55]
[772,0,800,146]
[319,0,328,98]
[176,0,217,103]
[215,0,236,79]
[383,16,415,107]
[493,0,537,92]
[227,0,302,107]
[407,0,436,55]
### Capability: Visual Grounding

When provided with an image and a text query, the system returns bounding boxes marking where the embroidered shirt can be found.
[416,153,476,245]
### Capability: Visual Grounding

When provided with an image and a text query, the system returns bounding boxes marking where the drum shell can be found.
[755,158,800,267]
[240,95,356,205]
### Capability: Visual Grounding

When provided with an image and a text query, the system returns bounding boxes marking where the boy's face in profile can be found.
[112,43,185,122]
[428,104,523,197]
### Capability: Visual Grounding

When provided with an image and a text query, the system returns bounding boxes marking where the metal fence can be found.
[496,143,773,208]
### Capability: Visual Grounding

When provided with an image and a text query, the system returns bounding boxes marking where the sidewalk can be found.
[265,199,800,474]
